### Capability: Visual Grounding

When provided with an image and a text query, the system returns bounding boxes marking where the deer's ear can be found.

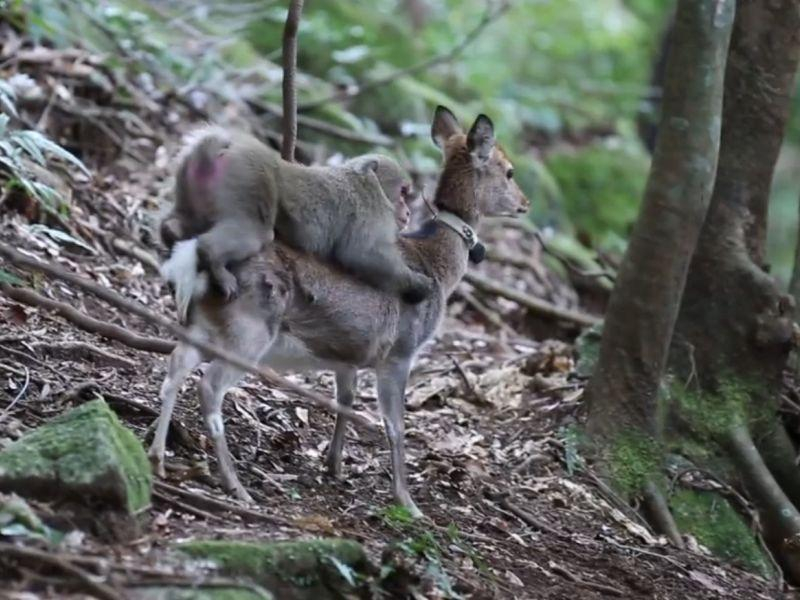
[467,114,495,162]
[431,105,462,149]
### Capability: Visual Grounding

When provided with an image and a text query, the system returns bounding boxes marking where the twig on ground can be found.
[111,238,161,272]
[448,353,490,406]
[490,493,566,539]
[0,365,29,420]
[152,487,223,522]
[2,284,174,354]
[0,243,377,428]
[464,271,599,327]
[31,340,136,370]
[0,542,123,600]
[153,481,294,528]
[454,285,515,333]
[0,340,68,381]
[548,562,624,597]
[299,1,510,111]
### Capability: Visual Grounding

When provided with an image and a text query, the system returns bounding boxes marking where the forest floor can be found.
[0,37,789,600]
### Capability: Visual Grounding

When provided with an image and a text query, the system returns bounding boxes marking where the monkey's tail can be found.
[177,126,232,182]
[160,238,209,323]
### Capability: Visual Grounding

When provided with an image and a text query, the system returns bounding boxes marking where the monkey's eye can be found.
[506,169,514,180]
[401,185,410,198]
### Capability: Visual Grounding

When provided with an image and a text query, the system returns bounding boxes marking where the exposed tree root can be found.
[724,423,800,582]
[1,283,174,354]
[642,481,684,548]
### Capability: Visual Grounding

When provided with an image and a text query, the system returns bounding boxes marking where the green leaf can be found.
[13,131,90,175]
[28,224,95,254]
[0,269,24,286]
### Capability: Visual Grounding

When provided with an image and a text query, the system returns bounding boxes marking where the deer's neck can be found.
[404,214,478,295]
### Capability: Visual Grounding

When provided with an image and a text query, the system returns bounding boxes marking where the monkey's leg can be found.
[197,219,269,301]
[324,367,358,478]
[149,341,203,477]
[376,358,422,518]
[337,241,433,304]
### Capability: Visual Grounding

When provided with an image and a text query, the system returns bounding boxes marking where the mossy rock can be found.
[128,585,272,600]
[0,399,151,514]
[671,489,773,578]
[179,538,371,600]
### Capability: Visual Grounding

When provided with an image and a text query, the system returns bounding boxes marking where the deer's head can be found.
[431,106,529,223]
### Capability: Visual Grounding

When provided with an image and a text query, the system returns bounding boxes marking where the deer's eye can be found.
[506,169,514,180]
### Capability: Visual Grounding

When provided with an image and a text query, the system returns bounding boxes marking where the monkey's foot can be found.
[212,270,240,301]
[324,452,344,479]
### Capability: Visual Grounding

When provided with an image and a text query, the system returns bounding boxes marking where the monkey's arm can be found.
[197,219,271,300]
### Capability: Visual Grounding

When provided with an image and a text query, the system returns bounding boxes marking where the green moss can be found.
[179,539,369,600]
[546,141,650,252]
[574,322,603,378]
[608,432,661,496]
[672,490,772,578]
[0,399,152,513]
[671,376,759,439]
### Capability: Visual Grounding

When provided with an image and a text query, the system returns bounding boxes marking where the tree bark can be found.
[584,0,735,442]
[671,0,800,411]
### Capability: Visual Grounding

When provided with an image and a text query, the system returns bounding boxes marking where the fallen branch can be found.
[1,284,175,354]
[299,1,510,111]
[31,340,136,370]
[0,243,377,429]
[0,542,122,600]
[464,271,600,327]
[154,481,294,528]
[642,480,684,548]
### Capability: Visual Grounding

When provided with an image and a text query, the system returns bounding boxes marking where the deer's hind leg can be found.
[198,318,276,503]
[324,367,358,478]
[149,340,203,477]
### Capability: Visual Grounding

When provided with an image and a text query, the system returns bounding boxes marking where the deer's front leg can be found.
[376,358,421,518]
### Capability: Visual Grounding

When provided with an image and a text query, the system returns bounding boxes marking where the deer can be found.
[149,106,530,517]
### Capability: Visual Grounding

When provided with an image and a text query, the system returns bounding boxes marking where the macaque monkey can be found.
[160,128,431,303]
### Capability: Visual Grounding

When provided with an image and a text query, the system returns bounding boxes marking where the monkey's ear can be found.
[431,105,462,149]
[356,158,379,176]
[467,114,495,162]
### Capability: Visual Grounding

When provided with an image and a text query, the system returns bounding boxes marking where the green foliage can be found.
[608,432,661,496]
[0,85,88,213]
[671,490,772,578]
[547,140,650,252]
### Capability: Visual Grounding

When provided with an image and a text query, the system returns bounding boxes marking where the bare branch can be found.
[281,0,305,161]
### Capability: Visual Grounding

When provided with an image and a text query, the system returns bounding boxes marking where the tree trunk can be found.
[584,0,735,442]
[671,0,800,392]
